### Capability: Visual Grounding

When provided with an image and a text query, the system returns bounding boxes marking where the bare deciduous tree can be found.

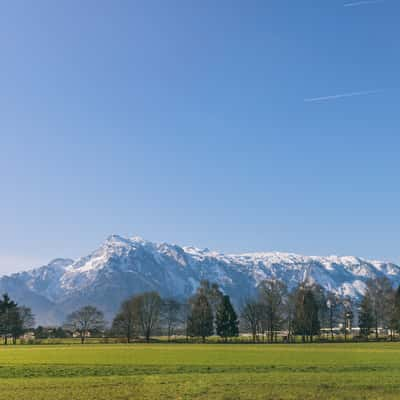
[258,280,287,343]
[11,306,35,344]
[341,297,353,341]
[161,298,182,341]
[197,280,224,326]
[363,277,394,339]
[65,305,105,344]
[292,285,320,342]
[132,292,162,342]
[240,299,262,343]
[187,292,213,343]
[112,299,136,342]
[326,292,341,341]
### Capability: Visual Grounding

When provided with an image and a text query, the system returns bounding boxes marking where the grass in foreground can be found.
[1,343,400,399]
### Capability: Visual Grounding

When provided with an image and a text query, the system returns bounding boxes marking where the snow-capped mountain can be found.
[1,234,400,325]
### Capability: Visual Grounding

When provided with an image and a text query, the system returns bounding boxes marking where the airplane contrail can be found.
[304,89,383,103]
[344,0,384,7]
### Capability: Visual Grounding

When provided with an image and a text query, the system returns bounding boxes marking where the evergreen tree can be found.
[311,284,328,330]
[215,295,239,342]
[0,294,33,344]
[197,280,224,330]
[303,290,320,342]
[187,293,214,342]
[9,308,23,344]
[359,295,375,339]
[53,327,69,339]
[0,293,18,344]
[389,285,400,338]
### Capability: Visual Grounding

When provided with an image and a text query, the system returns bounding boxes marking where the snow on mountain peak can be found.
[47,258,75,268]
[105,234,134,247]
[2,234,400,325]
[130,235,148,244]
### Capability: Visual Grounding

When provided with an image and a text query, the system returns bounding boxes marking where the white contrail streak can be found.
[304,89,382,103]
[344,0,384,7]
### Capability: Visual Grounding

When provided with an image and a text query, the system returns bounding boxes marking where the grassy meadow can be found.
[1,343,400,399]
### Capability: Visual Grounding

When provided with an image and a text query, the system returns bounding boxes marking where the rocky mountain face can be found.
[1,235,399,325]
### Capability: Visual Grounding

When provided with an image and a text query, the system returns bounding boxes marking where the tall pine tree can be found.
[389,285,400,338]
[215,295,239,342]
[0,293,18,344]
[359,295,375,338]
[303,290,320,342]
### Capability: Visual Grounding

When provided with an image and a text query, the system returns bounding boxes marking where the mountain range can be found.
[1,234,400,325]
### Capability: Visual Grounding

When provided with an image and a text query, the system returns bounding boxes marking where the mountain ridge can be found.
[2,234,400,325]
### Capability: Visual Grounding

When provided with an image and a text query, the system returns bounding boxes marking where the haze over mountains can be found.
[1,235,400,325]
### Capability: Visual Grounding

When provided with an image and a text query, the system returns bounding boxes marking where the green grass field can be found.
[1,343,400,399]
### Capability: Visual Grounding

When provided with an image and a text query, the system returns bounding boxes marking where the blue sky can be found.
[1,0,399,273]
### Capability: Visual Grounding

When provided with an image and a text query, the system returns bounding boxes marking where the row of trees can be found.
[358,277,400,339]
[62,281,238,343]
[241,280,351,343]
[111,281,239,343]
[0,294,34,344]
[240,277,400,343]
[59,277,400,344]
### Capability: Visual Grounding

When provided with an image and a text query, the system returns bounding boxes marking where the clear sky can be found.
[1,0,399,274]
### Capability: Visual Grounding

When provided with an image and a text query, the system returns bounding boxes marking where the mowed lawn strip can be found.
[1,343,400,399]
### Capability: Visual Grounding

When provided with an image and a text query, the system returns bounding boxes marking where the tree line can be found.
[5,276,400,344]
[62,281,238,343]
[61,277,400,344]
[240,276,400,343]
[110,280,239,343]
